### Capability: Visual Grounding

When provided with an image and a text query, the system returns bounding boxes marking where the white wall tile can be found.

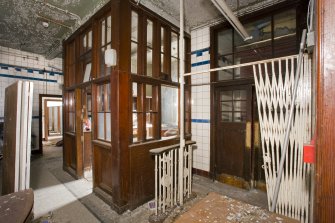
[0,47,63,149]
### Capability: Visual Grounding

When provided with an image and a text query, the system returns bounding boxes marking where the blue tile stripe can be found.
[0,73,57,83]
[191,119,210,123]
[191,47,210,57]
[0,63,63,76]
[191,60,210,67]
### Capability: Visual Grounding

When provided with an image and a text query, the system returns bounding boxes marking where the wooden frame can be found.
[315,0,335,221]
[35,94,62,155]
[43,99,62,142]
[62,0,191,213]
[209,1,307,182]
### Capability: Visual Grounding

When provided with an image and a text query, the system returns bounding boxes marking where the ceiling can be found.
[0,0,288,60]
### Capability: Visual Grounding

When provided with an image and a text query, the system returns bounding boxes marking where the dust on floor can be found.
[174,192,298,223]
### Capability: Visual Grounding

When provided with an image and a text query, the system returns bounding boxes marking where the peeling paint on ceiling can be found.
[0,0,290,60]
[0,0,108,59]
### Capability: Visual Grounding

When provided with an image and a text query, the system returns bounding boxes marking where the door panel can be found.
[215,85,252,185]
[214,84,265,189]
[216,122,245,178]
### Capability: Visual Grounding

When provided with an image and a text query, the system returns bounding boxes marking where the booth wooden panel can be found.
[63,0,191,212]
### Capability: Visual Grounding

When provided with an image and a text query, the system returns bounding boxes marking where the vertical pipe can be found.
[270,29,307,212]
[179,0,185,206]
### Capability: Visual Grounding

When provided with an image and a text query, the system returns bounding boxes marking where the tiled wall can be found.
[0,46,63,150]
[191,27,211,172]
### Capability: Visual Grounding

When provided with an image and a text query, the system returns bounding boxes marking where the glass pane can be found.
[221,112,232,122]
[147,20,153,48]
[220,91,232,101]
[233,101,247,111]
[235,17,272,47]
[161,27,165,52]
[88,31,92,49]
[106,112,111,141]
[171,32,178,57]
[147,48,153,77]
[234,112,247,122]
[107,16,112,43]
[274,9,297,57]
[218,29,233,55]
[131,43,138,74]
[274,9,296,38]
[171,57,178,82]
[131,11,138,42]
[132,83,137,111]
[218,55,233,80]
[106,84,111,112]
[98,85,105,112]
[83,35,87,49]
[100,47,105,76]
[146,113,153,139]
[133,112,138,142]
[101,20,106,46]
[221,102,233,112]
[87,94,92,112]
[161,86,178,138]
[233,90,247,100]
[161,53,164,73]
[146,85,152,112]
[98,113,104,139]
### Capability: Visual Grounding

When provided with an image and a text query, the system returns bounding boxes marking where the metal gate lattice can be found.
[253,54,312,222]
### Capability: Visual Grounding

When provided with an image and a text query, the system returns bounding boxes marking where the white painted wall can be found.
[0,46,63,150]
[190,27,211,172]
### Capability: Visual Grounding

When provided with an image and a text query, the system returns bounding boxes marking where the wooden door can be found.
[214,84,253,188]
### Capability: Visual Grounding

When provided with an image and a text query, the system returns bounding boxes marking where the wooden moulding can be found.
[315,0,335,221]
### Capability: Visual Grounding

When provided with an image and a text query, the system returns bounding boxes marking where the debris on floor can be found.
[174,192,298,223]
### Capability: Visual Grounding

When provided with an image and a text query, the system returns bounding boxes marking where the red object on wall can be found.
[303,139,315,164]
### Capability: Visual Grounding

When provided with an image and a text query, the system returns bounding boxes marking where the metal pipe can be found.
[179,0,185,206]
[211,0,252,41]
[270,29,307,212]
[183,54,298,77]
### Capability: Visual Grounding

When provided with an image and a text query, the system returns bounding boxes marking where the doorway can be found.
[213,83,265,189]
[37,94,62,154]
[81,85,93,180]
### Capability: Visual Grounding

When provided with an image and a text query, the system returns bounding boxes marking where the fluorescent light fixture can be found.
[211,0,252,41]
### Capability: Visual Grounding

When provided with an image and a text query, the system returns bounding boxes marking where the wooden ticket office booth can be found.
[63,0,191,212]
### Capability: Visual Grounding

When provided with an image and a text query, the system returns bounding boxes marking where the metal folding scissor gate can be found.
[253,54,312,222]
